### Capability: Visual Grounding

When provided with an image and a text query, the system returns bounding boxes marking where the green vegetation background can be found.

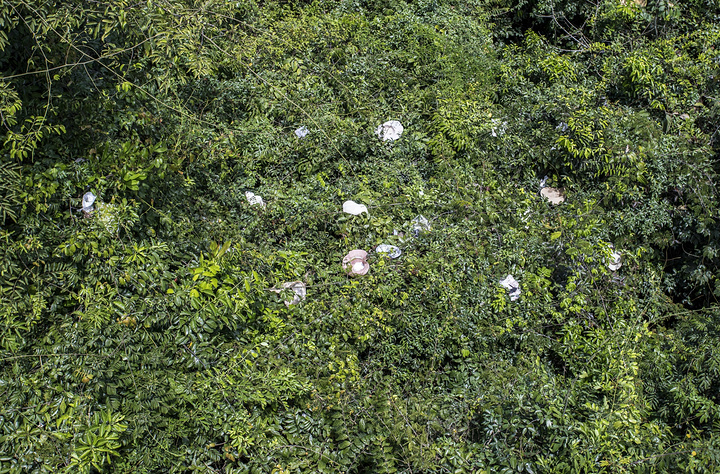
[1,0,720,472]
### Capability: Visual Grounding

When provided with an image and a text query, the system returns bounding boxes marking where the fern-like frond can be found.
[0,160,21,224]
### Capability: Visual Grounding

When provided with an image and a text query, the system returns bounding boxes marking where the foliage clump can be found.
[1,0,720,472]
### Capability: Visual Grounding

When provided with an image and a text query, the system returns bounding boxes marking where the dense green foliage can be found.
[2,0,720,472]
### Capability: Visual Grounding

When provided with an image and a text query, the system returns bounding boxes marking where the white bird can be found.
[376,244,402,259]
[608,251,623,271]
[245,191,265,207]
[82,192,96,213]
[376,120,404,141]
[411,215,431,236]
[271,281,306,307]
[500,275,521,301]
[295,126,309,138]
[343,200,368,215]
